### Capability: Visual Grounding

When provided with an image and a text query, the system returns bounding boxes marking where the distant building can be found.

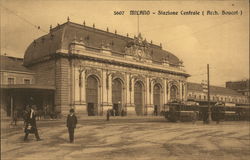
[0,56,54,118]
[226,80,250,97]
[187,82,249,105]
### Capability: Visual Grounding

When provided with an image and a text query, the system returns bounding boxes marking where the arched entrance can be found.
[134,81,144,115]
[153,84,162,116]
[86,75,98,116]
[112,78,123,116]
[170,85,178,101]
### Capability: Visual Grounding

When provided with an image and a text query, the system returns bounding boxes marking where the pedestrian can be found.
[12,109,18,125]
[23,105,42,141]
[23,105,30,125]
[106,109,110,121]
[203,109,209,124]
[66,109,77,143]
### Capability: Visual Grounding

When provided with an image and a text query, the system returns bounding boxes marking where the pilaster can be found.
[179,81,183,101]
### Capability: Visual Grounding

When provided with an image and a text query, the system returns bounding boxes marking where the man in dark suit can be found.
[67,109,78,143]
[24,105,42,141]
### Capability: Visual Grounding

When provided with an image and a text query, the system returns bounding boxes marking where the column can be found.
[126,75,136,116]
[102,71,108,104]
[108,73,112,105]
[102,70,111,114]
[167,81,171,101]
[146,77,150,104]
[80,70,86,103]
[146,77,153,115]
[126,74,130,105]
[183,82,186,101]
[74,67,80,103]
[150,80,153,105]
[75,69,87,115]
[131,77,134,105]
[179,81,183,101]
[164,79,167,104]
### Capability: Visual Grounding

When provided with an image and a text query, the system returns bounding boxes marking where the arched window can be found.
[170,85,178,100]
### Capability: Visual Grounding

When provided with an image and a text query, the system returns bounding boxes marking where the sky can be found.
[0,0,249,86]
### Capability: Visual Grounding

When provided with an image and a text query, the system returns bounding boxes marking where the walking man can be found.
[66,109,78,143]
[106,109,110,121]
[12,110,18,125]
[24,105,42,141]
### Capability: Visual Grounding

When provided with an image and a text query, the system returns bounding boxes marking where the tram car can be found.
[237,105,250,121]
[164,101,250,122]
[213,102,244,121]
[164,101,199,122]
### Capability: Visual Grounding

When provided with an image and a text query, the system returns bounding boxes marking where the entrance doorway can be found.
[134,81,144,115]
[86,75,98,116]
[112,78,123,116]
[153,84,161,116]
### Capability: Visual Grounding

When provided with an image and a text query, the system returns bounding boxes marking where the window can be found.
[204,95,206,100]
[7,78,15,84]
[24,79,31,84]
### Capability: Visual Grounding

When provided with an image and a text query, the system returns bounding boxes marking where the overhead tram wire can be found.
[141,15,224,33]
[166,16,241,45]
[0,5,48,33]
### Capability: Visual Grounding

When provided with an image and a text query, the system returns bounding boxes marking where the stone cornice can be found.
[0,70,35,75]
[26,52,190,77]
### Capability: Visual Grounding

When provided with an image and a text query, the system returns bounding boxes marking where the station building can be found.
[187,82,249,105]
[1,20,189,117]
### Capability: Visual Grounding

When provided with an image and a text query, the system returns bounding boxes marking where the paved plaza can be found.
[1,117,250,160]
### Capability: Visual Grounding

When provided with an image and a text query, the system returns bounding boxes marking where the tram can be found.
[163,101,250,122]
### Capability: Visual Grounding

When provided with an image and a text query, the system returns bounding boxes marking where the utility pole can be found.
[137,15,139,35]
[207,64,212,123]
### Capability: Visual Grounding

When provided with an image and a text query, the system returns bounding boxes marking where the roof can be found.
[187,82,244,96]
[24,21,181,66]
[226,80,249,91]
[0,55,34,73]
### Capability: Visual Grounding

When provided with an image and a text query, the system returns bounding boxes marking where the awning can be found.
[0,84,55,90]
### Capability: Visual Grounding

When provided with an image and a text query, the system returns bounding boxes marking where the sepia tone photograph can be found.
[0,0,249,160]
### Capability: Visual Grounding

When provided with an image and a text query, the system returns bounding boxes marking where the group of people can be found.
[23,105,78,143]
[106,108,127,121]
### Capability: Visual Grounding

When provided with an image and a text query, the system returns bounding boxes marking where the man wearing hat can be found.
[66,109,78,143]
[24,105,42,141]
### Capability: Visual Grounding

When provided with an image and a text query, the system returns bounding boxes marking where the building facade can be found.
[187,82,249,105]
[0,56,54,118]
[1,21,189,117]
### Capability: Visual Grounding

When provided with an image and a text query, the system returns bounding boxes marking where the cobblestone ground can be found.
[1,117,250,160]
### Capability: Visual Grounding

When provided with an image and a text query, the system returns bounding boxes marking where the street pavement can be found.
[1,116,250,160]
